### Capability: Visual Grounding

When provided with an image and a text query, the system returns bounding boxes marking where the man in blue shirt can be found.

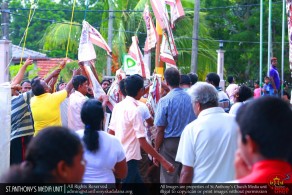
[269,57,280,96]
[154,67,196,183]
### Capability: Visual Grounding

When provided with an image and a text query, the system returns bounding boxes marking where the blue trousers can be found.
[123,160,143,183]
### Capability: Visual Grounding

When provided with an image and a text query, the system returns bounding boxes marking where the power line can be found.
[8,8,144,13]
[200,1,282,11]
[7,1,283,13]
[8,11,289,45]
[8,11,147,35]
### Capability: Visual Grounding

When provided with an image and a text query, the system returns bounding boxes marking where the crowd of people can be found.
[2,56,292,191]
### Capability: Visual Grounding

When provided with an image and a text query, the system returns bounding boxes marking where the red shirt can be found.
[239,160,292,183]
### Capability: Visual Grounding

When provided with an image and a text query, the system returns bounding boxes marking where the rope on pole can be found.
[65,0,77,58]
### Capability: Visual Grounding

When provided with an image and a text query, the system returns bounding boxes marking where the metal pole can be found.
[281,0,286,97]
[1,2,9,40]
[106,2,113,76]
[259,0,263,88]
[267,0,272,76]
[191,0,200,73]
[1,2,11,83]
[217,41,225,90]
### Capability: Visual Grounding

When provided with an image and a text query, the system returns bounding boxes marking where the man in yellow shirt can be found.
[30,69,76,136]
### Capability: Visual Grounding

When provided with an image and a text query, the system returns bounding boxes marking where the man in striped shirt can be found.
[10,90,34,165]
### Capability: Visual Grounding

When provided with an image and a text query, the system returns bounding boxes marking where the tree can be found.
[9,0,67,52]
[9,0,217,80]
[201,0,291,83]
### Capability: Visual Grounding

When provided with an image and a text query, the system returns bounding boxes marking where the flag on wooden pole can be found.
[78,20,112,61]
[128,36,150,78]
[78,21,96,62]
[147,74,161,112]
[143,4,158,53]
[165,0,185,28]
[160,33,176,66]
[150,0,178,59]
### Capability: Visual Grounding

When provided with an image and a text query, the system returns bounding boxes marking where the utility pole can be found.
[0,1,11,178]
[0,1,11,83]
[217,41,225,90]
[106,2,113,76]
[267,0,272,76]
[191,0,200,73]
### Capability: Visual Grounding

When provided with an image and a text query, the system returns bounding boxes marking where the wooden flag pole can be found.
[155,21,164,76]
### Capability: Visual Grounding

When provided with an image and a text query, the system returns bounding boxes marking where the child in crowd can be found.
[262,76,273,96]
[253,81,261,98]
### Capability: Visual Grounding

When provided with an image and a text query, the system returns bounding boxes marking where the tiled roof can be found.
[12,45,47,60]
[37,58,66,78]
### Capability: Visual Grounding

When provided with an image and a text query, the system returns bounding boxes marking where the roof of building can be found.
[37,58,66,78]
[12,44,47,60]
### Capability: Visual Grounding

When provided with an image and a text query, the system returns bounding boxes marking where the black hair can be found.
[180,74,191,85]
[31,78,45,96]
[237,85,253,102]
[188,72,198,85]
[283,90,291,100]
[236,97,292,161]
[81,99,104,153]
[254,80,259,85]
[1,127,82,183]
[264,76,270,80]
[206,72,220,87]
[125,74,144,98]
[227,76,234,84]
[119,79,127,97]
[101,79,110,85]
[56,82,64,91]
[164,67,180,87]
[72,75,88,90]
[21,80,31,86]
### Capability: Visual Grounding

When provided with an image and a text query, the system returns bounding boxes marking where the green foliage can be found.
[201,0,291,83]
[58,61,79,82]
[39,21,81,58]
[9,64,39,80]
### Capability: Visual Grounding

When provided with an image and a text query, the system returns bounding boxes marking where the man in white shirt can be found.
[176,82,238,183]
[68,75,88,131]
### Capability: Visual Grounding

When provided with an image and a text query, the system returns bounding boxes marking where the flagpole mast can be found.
[155,21,164,75]
[260,0,263,88]
[281,0,286,97]
[267,0,272,76]
[107,2,114,76]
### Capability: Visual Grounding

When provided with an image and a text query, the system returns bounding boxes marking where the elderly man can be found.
[176,82,238,183]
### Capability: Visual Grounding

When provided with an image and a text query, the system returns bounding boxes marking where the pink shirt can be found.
[226,83,238,104]
[108,96,145,161]
[254,88,261,98]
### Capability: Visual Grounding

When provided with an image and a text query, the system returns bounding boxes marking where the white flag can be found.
[78,20,112,62]
[165,0,185,28]
[143,4,158,52]
[128,36,150,78]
